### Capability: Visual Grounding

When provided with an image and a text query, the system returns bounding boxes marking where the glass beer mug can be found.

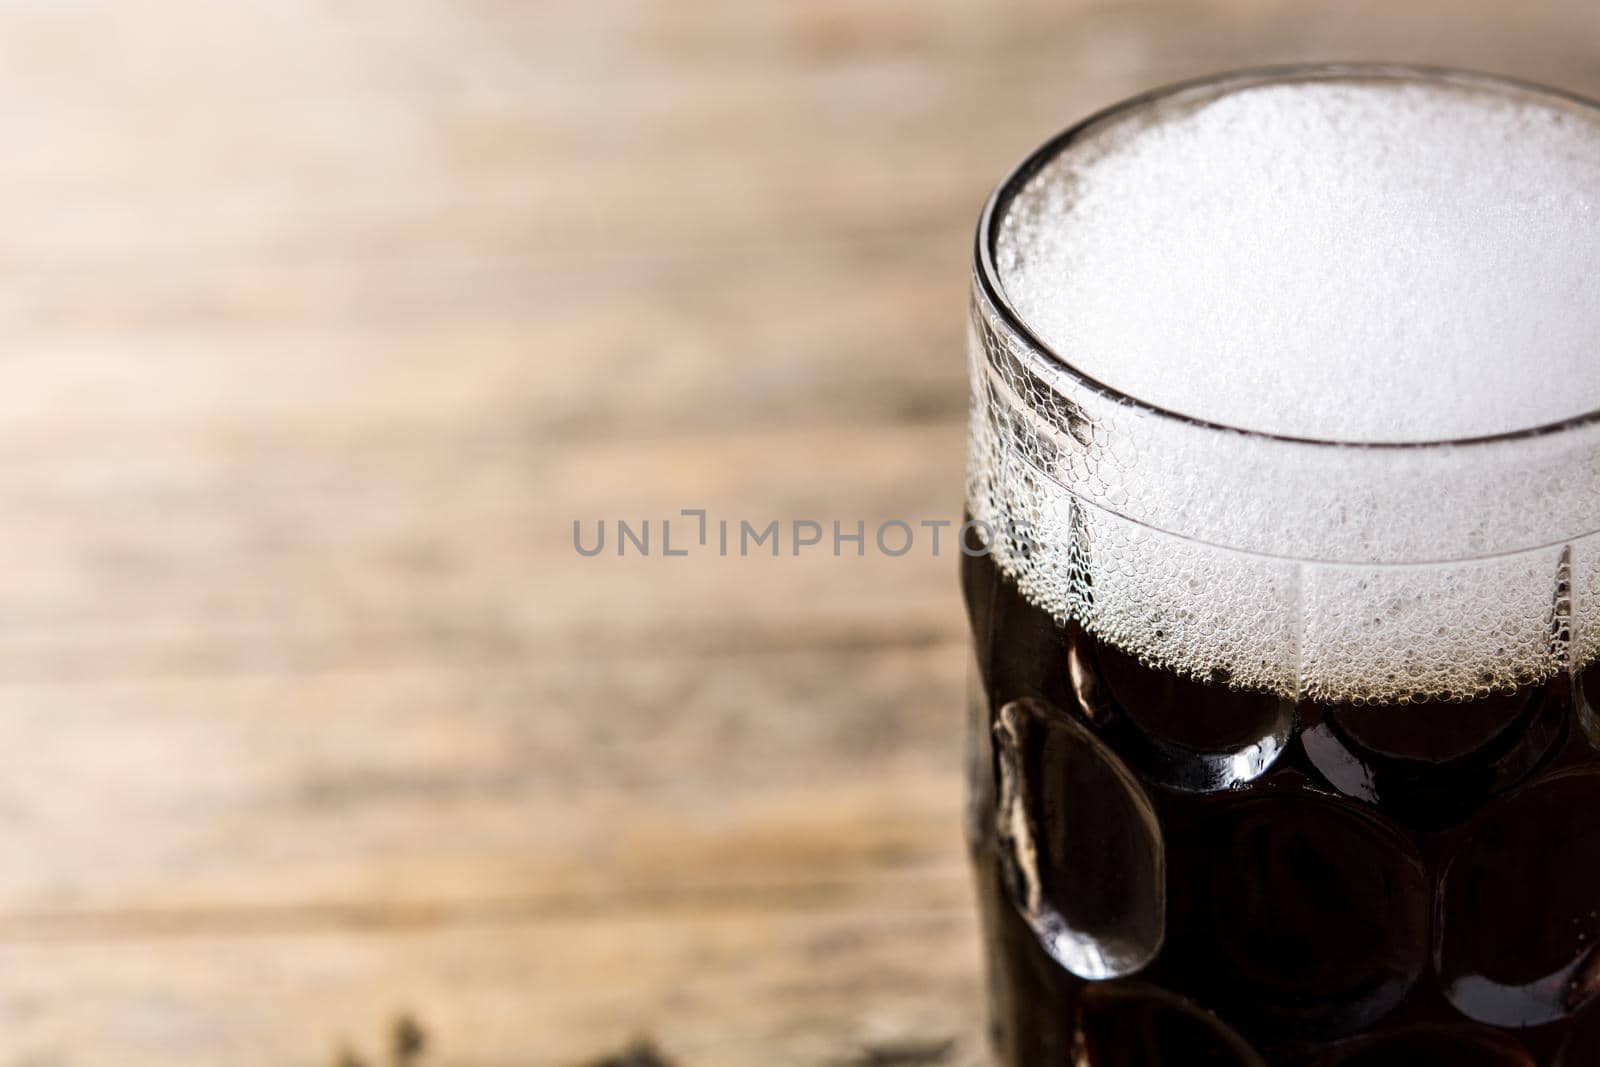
[962,65,1600,1066]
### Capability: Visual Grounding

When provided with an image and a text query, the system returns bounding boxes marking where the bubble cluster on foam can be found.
[973,74,1600,703]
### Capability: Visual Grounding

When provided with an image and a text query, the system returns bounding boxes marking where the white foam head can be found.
[996,75,1600,443]
[969,68,1600,702]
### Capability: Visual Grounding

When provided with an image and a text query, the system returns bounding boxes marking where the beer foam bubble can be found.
[974,72,1600,702]
[996,78,1600,443]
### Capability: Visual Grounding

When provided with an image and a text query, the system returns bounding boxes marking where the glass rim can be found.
[974,62,1600,452]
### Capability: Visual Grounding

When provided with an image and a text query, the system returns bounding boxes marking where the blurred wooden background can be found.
[0,1,1596,1064]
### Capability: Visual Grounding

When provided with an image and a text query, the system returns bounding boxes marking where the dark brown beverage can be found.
[964,544,1600,1066]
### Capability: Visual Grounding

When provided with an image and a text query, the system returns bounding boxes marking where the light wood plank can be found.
[0,905,982,1067]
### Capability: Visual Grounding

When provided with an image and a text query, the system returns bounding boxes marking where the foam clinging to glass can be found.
[972,72,1600,703]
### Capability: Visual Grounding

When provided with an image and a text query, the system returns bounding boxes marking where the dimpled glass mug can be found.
[962,65,1600,1066]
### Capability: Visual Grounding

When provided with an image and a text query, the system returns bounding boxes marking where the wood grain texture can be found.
[1,0,1598,1063]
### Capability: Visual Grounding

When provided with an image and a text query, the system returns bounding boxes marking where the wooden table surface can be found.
[2,1,1598,1064]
